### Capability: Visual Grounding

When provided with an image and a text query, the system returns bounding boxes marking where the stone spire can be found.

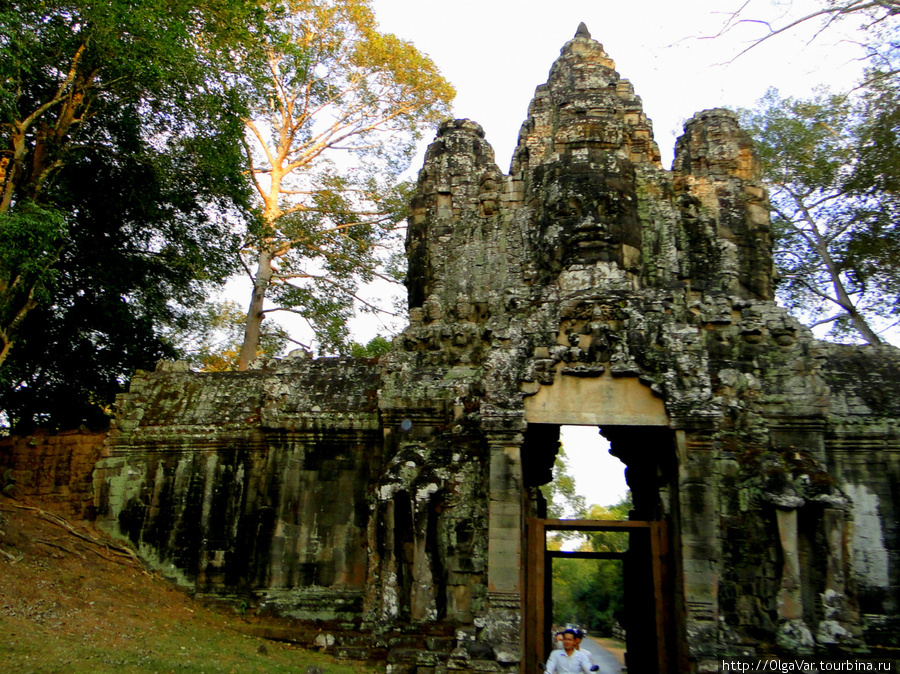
[512,26,661,176]
[673,108,774,299]
[405,119,513,322]
[509,27,662,285]
[406,26,774,312]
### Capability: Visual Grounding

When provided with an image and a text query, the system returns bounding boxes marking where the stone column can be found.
[775,508,814,652]
[483,430,525,664]
[776,508,803,620]
[676,430,721,654]
[817,508,856,646]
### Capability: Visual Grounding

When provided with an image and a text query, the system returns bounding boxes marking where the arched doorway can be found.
[521,371,679,673]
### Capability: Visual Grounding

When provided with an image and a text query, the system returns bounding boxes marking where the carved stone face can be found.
[534,154,641,274]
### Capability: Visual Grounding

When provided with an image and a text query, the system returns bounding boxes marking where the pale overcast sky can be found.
[371,0,869,169]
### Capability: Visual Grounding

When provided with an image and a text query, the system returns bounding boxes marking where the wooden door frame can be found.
[524,518,670,674]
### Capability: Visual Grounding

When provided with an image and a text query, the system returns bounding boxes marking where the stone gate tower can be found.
[96,26,900,672]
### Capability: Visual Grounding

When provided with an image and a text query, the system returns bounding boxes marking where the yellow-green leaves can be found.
[236,0,455,365]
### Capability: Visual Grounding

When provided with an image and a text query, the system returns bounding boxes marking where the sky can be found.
[559,426,627,508]
[370,0,869,171]
[231,1,873,508]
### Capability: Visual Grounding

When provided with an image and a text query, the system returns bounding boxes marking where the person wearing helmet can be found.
[545,629,594,673]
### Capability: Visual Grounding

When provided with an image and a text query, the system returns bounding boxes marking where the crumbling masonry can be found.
[94,26,900,672]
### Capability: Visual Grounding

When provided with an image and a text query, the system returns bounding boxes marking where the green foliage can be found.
[540,446,587,521]
[0,202,67,354]
[718,1,900,342]
[233,0,454,365]
[349,335,392,358]
[168,300,291,372]
[541,448,630,634]
[552,558,625,636]
[0,0,262,428]
[738,84,900,343]
[551,493,632,636]
[584,497,633,553]
[0,203,66,286]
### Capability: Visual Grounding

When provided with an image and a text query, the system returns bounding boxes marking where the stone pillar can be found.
[775,508,814,652]
[824,509,847,598]
[817,508,856,646]
[483,431,525,663]
[676,430,721,656]
[776,509,803,620]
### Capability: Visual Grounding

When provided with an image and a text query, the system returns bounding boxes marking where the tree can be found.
[540,446,588,521]
[739,87,900,343]
[0,0,263,428]
[0,119,249,430]
[233,0,454,369]
[349,334,393,358]
[167,300,292,372]
[550,495,632,635]
[716,1,900,343]
[584,497,632,554]
[712,0,900,76]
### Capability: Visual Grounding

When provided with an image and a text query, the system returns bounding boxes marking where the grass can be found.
[0,501,381,673]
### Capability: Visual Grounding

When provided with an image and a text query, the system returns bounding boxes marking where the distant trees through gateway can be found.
[544,426,630,636]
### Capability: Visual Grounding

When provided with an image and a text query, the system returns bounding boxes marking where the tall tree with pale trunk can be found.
[234,0,454,369]
[739,86,900,344]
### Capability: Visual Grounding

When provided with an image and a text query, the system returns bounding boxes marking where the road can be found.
[579,635,624,674]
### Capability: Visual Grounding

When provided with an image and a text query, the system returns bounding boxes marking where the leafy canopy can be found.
[0,0,265,429]
[550,495,632,635]
[169,300,291,373]
[738,85,900,344]
[232,0,454,367]
[540,446,587,522]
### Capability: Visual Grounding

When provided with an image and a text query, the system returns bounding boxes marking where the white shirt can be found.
[545,648,593,674]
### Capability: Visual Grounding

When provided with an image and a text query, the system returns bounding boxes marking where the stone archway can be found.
[520,372,678,673]
[90,23,900,674]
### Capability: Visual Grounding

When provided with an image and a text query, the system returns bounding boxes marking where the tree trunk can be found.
[839,295,883,346]
[237,247,275,371]
[0,332,11,369]
[797,204,883,346]
[817,245,883,345]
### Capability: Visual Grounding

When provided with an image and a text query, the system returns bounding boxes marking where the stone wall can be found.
[95,357,383,622]
[0,429,106,519]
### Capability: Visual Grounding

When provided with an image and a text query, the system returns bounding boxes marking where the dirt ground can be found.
[0,497,379,673]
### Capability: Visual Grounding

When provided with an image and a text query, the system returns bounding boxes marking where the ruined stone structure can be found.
[0,429,106,519]
[94,26,900,672]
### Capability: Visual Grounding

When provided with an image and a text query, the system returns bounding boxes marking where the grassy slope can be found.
[0,500,380,673]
